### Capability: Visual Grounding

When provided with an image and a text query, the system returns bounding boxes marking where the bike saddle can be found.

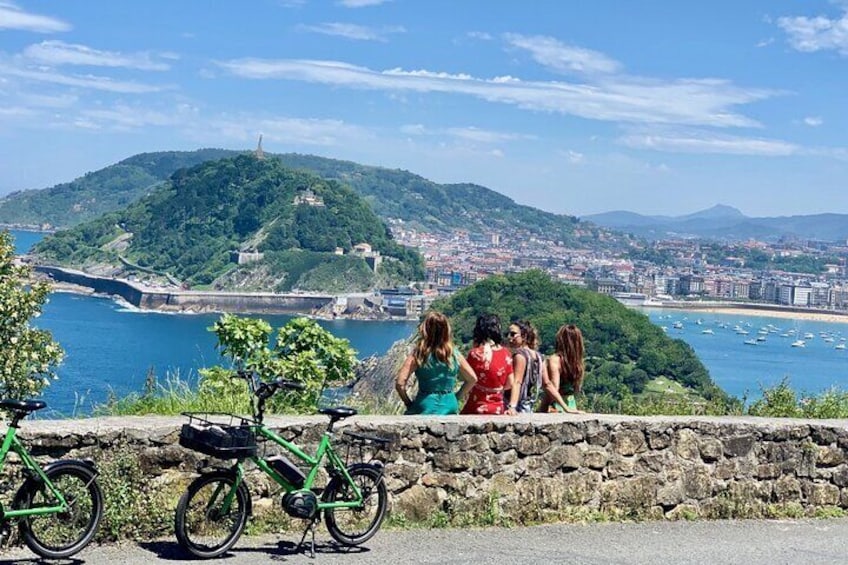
[318,406,357,420]
[0,399,47,413]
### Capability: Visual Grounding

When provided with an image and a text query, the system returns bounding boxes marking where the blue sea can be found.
[7,230,848,413]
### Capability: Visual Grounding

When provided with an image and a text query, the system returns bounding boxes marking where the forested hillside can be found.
[0,149,239,228]
[434,270,731,406]
[1,149,609,246]
[33,155,423,292]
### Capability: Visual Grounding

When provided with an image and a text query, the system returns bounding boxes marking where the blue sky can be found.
[1,1,847,218]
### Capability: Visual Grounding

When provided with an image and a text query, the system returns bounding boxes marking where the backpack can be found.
[518,348,543,404]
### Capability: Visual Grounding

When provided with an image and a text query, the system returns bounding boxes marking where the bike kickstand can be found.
[296,518,318,559]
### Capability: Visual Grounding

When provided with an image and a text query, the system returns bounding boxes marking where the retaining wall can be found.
[15,414,848,523]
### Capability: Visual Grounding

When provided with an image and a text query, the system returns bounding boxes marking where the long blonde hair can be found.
[555,324,585,393]
[413,312,454,367]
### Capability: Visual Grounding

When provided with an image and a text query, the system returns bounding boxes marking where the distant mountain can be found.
[0,149,241,228]
[0,149,612,248]
[32,155,424,292]
[584,205,848,242]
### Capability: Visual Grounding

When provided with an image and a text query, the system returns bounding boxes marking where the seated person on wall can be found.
[505,320,546,414]
[538,324,585,414]
[395,311,477,415]
[461,314,514,415]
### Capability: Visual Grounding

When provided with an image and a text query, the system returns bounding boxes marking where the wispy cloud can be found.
[804,116,823,127]
[401,124,532,143]
[216,58,776,128]
[620,129,799,156]
[0,63,164,93]
[0,2,70,33]
[562,149,585,164]
[298,22,404,41]
[467,31,493,41]
[777,8,848,55]
[23,41,174,71]
[337,0,391,7]
[204,115,372,146]
[504,33,621,75]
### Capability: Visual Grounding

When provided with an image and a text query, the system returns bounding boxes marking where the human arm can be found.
[395,354,418,409]
[507,352,527,415]
[455,355,477,404]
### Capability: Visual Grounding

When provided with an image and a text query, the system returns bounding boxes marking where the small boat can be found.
[824,337,835,343]
[836,343,846,350]
[804,333,815,339]
[779,333,790,338]
[791,340,806,348]
[701,329,714,335]
[744,339,758,345]
[756,335,767,342]
[673,321,683,329]
[736,329,749,335]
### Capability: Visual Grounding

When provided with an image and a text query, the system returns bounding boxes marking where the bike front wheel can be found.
[175,470,250,559]
[323,464,388,546]
[16,460,104,559]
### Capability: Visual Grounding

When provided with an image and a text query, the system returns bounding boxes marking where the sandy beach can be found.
[648,304,848,324]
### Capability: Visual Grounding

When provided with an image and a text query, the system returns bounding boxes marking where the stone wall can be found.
[16,414,848,524]
[35,265,334,313]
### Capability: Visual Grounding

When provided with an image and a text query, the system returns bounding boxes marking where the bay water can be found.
[8,230,848,414]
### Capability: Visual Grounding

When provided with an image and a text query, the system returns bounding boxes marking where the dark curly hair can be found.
[473,314,502,345]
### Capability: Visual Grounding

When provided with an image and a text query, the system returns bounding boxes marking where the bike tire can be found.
[174,470,250,559]
[16,460,104,559]
[323,464,388,546]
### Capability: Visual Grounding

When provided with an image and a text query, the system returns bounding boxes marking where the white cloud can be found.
[401,124,529,144]
[756,38,775,48]
[23,41,173,71]
[504,33,621,75]
[620,130,799,156]
[216,57,775,128]
[298,22,404,41]
[0,63,164,93]
[203,115,372,146]
[0,2,70,33]
[467,31,493,41]
[804,116,823,126]
[337,0,391,7]
[777,9,848,55]
[563,150,585,164]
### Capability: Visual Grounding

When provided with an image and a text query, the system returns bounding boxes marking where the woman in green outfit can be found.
[395,311,477,415]
[538,324,586,414]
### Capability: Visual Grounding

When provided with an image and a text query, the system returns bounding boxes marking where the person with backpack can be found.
[506,320,545,414]
[395,311,478,415]
[538,324,586,414]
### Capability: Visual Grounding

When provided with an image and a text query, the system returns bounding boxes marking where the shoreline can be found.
[641,302,848,325]
[43,274,419,322]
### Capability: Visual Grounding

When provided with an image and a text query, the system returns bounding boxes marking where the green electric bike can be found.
[174,371,391,559]
[0,399,103,559]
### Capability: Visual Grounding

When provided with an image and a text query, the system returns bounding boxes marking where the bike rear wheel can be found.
[16,461,103,559]
[323,464,388,546]
[175,471,250,559]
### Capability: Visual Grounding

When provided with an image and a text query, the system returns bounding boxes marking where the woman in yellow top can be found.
[395,312,477,415]
[538,324,585,414]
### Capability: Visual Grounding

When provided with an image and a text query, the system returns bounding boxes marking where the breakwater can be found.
[35,265,334,314]
[19,414,848,528]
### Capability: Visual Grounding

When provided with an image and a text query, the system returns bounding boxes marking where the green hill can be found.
[1,149,612,246]
[0,149,240,229]
[433,270,732,407]
[32,155,423,292]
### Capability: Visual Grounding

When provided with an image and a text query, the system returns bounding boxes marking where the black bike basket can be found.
[179,413,258,459]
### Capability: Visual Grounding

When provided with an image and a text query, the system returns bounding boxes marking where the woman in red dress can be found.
[461,314,514,415]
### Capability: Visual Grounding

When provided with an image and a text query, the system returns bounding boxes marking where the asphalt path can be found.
[2,519,847,564]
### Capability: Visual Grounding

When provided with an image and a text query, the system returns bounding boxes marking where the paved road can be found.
[2,519,847,564]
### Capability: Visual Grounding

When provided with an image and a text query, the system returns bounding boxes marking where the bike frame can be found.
[0,425,70,520]
[224,423,364,512]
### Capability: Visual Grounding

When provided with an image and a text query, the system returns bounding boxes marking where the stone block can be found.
[723,435,756,458]
[583,447,609,470]
[816,446,844,467]
[611,430,646,456]
[698,438,723,462]
[547,445,582,471]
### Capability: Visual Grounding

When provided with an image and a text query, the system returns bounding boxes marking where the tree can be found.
[200,314,357,414]
[0,231,64,399]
